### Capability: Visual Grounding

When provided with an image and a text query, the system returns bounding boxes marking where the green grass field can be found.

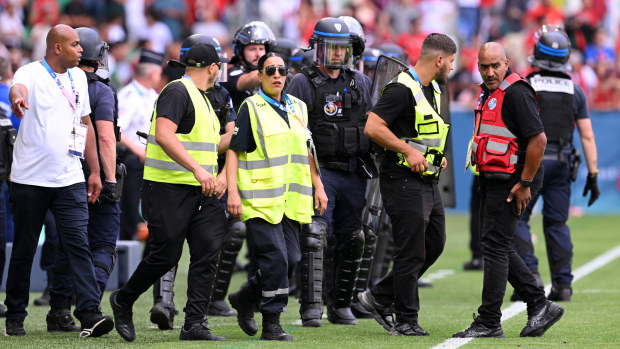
[2,214,620,348]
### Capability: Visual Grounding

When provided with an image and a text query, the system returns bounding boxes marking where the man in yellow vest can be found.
[109,43,229,342]
[360,33,455,336]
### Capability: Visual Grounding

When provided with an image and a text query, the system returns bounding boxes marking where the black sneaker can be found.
[207,299,236,316]
[179,321,226,341]
[228,290,258,336]
[75,308,114,338]
[357,290,394,332]
[33,287,51,306]
[548,284,572,302]
[389,321,429,336]
[463,258,483,271]
[417,279,433,288]
[520,300,564,337]
[4,319,26,336]
[327,305,357,325]
[452,314,505,338]
[46,308,81,332]
[300,307,322,327]
[0,303,6,318]
[150,302,174,330]
[109,290,135,342]
[261,313,293,341]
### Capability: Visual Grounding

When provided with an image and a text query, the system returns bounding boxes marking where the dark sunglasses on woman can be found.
[262,65,287,76]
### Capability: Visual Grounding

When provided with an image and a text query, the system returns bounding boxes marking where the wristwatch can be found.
[519,179,532,187]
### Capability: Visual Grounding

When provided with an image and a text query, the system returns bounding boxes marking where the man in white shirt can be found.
[116,49,162,240]
[4,24,113,338]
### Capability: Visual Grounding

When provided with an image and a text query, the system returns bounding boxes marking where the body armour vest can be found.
[527,71,575,148]
[471,73,532,175]
[144,77,220,185]
[237,93,314,224]
[301,66,370,170]
[206,82,233,135]
[390,70,450,179]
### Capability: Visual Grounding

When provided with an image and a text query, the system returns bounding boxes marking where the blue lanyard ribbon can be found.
[258,89,306,127]
[41,57,76,112]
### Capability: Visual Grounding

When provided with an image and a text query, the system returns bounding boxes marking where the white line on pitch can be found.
[431,244,620,349]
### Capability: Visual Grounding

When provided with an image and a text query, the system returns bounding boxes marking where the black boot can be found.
[228,283,259,336]
[46,298,80,332]
[261,313,293,341]
[34,270,53,306]
[150,266,177,330]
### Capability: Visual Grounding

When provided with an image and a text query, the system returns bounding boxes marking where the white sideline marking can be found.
[431,244,620,349]
[424,269,455,281]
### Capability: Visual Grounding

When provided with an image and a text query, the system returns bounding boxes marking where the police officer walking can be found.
[361,33,454,336]
[109,43,229,342]
[226,52,327,341]
[454,42,563,338]
[512,25,599,302]
[286,17,376,327]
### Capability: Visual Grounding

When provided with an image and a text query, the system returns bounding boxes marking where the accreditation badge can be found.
[68,122,88,158]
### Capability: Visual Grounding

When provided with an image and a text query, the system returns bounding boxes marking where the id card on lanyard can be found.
[41,58,87,158]
[259,89,321,176]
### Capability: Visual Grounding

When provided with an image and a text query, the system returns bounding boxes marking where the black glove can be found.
[98,180,120,204]
[583,171,600,207]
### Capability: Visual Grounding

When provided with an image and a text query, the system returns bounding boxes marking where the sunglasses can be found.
[213,62,221,69]
[262,65,287,76]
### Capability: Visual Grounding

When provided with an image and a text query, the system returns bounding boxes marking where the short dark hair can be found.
[257,52,283,72]
[420,33,457,57]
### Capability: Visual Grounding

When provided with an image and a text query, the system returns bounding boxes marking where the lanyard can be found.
[132,80,145,97]
[258,89,307,129]
[408,68,438,112]
[42,58,77,112]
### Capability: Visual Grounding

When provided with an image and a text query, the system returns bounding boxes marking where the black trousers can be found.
[371,176,446,323]
[477,176,547,326]
[469,175,481,260]
[119,153,143,240]
[117,180,227,325]
[245,215,301,315]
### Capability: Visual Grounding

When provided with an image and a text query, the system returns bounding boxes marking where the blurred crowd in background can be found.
[0,0,618,111]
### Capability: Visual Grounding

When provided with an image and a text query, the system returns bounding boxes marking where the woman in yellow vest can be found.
[225,53,327,341]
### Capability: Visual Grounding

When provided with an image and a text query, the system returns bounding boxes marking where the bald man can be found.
[454,42,563,338]
[4,24,113,337]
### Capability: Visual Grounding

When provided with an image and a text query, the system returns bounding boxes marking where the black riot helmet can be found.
[169,34,228,82]
[75,27,109,71]
[379,42,408,66]
[338,16,365,58]
[308,17,353,69]
[271,37,298,66]
[362,47,383,79]
[232,21,275,64]
[529,25,572,72]
[289,48,314,74]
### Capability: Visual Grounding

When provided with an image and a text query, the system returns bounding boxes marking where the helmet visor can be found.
[217,52,228,82]
[314,39,352,69]
[97,42,110,71]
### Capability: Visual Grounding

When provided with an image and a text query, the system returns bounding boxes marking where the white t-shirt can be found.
[117,79,157,149]
[11,61,91,187]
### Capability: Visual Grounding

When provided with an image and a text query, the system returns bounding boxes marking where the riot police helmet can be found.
[338,16,365,58]
[75,27,109,71]
[378,42,408,66]
[308,17,353,70]
[289,48,314,74]
[169,34,229,82]
[271,37,298,66]
[232,21,276,58]
[362,47,383,78]
[528,25,572,72]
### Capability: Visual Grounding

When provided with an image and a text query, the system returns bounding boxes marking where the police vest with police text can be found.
[527,71,575,148]
[144,77,220,185]
[300,65,370,170]
[471,73,531,174]
[237,93,314,224]
[390,71,450,178]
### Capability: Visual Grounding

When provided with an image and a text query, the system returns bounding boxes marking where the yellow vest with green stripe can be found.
[390,71,450,178]
[143,77,220,185]
[237,93,313,224]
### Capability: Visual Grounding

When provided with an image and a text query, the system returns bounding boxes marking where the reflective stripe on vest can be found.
[143,77,220,185]
[237,94,313,224]
[390,72,450,178]
[470,73,524,174]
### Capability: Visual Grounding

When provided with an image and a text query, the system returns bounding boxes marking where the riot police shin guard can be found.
[209,219,246,316]
[150,265,177,330]
[351,225,377,318]
[370,214,395,285]
[327,228,364,325]
[91,246,117,300]
[299,219,327,327]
